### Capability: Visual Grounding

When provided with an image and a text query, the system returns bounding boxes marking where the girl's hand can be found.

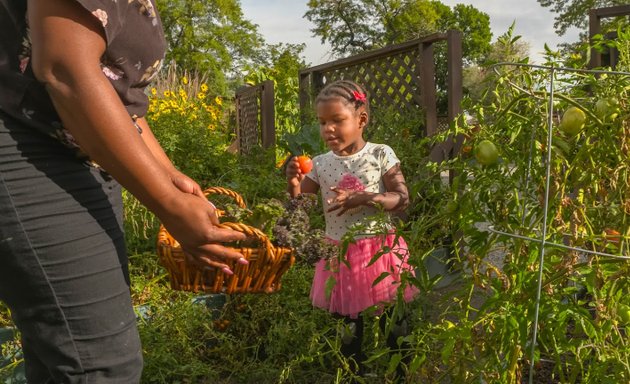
[285,156,305,187]
[158,191,248,275]
[286,156,308,198]
[327,187,369,216]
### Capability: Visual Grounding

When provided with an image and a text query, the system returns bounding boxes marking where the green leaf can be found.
[386,353,403,375]
[372,272,392,287]
[325,276,337,300]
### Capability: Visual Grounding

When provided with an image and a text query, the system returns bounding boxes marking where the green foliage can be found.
[155,0,265,93]
[426,47,630,381]
[437,3,493,65]
[278,122,327,158]
[463,24,532,105]
[244,43,307,160]
[135,264,345,384]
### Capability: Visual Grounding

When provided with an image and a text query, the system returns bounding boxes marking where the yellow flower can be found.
[197,92,206,100]
[214,96,222,106]
[207,124,215,130]
[150,87,157,95]
[181,76,188,85]
[200,83,208,92]
[163,90,171,97]
[178,89,187,98]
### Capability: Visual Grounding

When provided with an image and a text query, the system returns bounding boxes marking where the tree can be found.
[304,0,491,65]
[156,0,265,94]
[464,23,531,102]
[441,4,493,64]
[537,0,628,36]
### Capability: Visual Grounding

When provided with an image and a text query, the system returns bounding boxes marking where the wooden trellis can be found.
[299,30,463,153]
[234,80,275,155]
[589,5,630,69]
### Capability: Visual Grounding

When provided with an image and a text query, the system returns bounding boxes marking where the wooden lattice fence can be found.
[299,31,463,162]
[234,80,275,155]
[589,5,630,69]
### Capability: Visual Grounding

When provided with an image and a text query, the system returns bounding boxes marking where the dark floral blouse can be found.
[0,0,166,157]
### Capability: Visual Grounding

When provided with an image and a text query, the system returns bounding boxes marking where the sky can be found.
[239,0,584,66]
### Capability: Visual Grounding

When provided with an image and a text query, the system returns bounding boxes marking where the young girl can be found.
[286,79,418,375]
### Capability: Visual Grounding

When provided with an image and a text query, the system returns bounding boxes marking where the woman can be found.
[0,0,245,382]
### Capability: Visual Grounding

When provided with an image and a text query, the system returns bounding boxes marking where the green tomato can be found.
[474,140,499,166]
[595,99,610,118]
[560,106,586,136]
[619,304,630,325]
[595,98,619,121]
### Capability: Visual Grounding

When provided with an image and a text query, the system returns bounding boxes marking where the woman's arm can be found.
[27,0,246,272]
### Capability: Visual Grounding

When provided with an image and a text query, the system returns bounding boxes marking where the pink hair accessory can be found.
[352,90,366,103]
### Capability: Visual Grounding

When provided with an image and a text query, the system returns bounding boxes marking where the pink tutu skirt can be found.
[310,233,419,319]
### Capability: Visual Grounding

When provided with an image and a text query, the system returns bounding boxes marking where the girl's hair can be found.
[315,80,370,118]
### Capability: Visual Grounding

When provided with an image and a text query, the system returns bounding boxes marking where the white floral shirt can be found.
[307,142,401,241]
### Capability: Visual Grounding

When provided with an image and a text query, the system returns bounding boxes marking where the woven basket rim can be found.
[155,186,295,294]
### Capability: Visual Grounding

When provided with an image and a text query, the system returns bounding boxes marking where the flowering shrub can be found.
[148,83,224,132]
[145,70,234,184]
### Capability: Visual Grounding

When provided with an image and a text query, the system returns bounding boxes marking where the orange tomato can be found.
[297,155,313,174]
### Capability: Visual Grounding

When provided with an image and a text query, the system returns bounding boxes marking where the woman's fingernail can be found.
[237,257,249,265]
[208,201,216,209]
[221,267,234,275]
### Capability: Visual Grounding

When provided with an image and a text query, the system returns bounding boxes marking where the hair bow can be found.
[352,90,366,103]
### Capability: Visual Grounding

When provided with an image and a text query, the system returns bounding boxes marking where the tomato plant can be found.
[618,304,630,325]
[429,51,630,382]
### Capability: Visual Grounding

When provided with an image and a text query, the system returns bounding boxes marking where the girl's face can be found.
[316,98,368,156]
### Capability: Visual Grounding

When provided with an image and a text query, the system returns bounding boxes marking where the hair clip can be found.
[352,90,366,103]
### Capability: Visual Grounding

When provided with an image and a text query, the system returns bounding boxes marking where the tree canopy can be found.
[304,0,492,64]
[155,0,265,93]
[537,0,628,36]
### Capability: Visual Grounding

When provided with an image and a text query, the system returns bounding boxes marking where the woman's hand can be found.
[167,172,249,272]
[169,169,205,199]
[158,191,247,274]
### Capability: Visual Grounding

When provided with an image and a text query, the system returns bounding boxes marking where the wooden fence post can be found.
[260,80,275,148]
[588,5,630,69]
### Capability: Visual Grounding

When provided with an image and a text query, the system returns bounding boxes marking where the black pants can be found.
[0,112,142,383]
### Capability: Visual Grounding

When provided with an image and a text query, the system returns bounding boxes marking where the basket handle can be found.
[217,221,277,263]
[203,187,277,262]
[203,186,247,208]
[203,187,247,218]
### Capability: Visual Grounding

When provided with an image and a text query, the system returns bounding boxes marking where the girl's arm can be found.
[327,164,409,215]
[27,0,246,272]
[286,156,319,197]
[373,163,409,210]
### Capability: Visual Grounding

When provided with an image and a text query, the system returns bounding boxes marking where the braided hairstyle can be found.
[315,80,370,121]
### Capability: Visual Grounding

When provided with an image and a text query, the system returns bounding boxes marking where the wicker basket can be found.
[156,187,295,294]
